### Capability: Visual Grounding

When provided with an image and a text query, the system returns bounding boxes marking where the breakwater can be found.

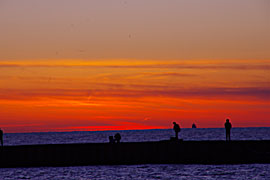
[0,140,269,168]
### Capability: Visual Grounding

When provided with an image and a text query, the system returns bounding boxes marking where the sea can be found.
[0,127,270,180]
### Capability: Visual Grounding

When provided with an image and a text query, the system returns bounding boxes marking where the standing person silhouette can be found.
[224,119,232,141]
[173,122,181,139]
[0,128,3,147]
[114,133,121,143]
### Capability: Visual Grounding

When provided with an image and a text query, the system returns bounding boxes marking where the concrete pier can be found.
[0,140,270,168]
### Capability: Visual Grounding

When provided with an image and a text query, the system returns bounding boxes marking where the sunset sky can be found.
[0,0,269,132]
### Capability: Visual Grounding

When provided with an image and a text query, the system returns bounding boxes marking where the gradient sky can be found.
[0,0,269,132]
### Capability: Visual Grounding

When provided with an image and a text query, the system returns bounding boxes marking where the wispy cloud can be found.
[0,59,269,132]
[1,86,269,101]
[0,59,269,70]
[140,72,196,77]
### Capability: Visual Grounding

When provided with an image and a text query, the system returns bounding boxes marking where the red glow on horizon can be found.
[0,59,269,133]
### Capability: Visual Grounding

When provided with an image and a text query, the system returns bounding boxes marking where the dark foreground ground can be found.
[0,140,270,168]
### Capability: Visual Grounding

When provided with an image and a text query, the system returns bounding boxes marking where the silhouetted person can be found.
[114,133,121,143]
[224,119,232,141]
[109,136,115,143]
[0,128,3,147]
[173,122,181,139]
[192,123,197,128]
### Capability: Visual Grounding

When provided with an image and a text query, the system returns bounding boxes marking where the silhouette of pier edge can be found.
[0,140,270,168]
[0,120,270,168]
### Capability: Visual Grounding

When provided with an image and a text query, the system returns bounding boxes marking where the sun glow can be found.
[0,59,269,132]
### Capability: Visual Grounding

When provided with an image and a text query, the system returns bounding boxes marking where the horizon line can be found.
[4,126,270,134]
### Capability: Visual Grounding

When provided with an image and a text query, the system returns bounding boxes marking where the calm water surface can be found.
[0,164,269,180]
[1,128,270,179]
[3,127,270,146]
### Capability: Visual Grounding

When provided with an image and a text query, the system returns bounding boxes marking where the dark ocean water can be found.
[1,127,270,179]
[0,164,269,180]
[3,127,270,146]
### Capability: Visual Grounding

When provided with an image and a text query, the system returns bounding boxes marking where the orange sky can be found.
[0,59,269,132]
[0,1,270,132]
